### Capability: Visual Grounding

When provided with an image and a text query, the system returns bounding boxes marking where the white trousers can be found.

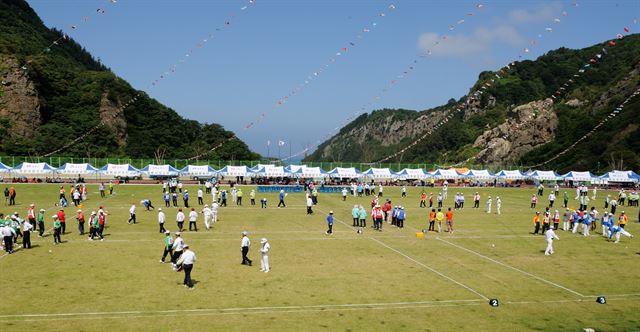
[602,224,609,237]
[582,224,589,236]
[212,212,218,222]
[572,222,579,233]
[563,221,569,231]
[261,254,270,272]
[204,216,211,230]
[496,205,501,215]
[545,239,554,255]
[614,229,632,242]
[486,203,491,213]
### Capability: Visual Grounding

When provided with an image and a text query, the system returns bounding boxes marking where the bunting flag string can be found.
[240,3,398,132]
[16,0,119,73]
[43,0,259,157]
[277,3,488,163]
[449,21,636,168]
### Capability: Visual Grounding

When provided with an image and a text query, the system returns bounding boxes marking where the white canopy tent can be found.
[328,167,360,178]
[561,171,596,182]
[218,165,252,177]
[529,170,561,181]
[465,169,496,180]
[396,168,428,180]
[0,162,12,172]
[56,163,99,175]
[140,164,180,177]
[599,170,638,183]
[98,164,141,177]
[12,162,57,174]
[180,165,217,177]
[431,169,462,180]
[288,165,327,178]
[495,170,525,180]
[362,168,397,179]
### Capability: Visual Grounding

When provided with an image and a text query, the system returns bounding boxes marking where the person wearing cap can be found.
[341,187,348,201]
[171,232,185,265]
[76,209,85,235]
[1,221,16,253]
[552,209,560,231]
[176,209,185,231]
[10,214,22,244]
[237,188,243,206]
[188,208,198,232]
[371,205,383,231]
[171,192,178,207]
[496,196,502,215]
[211,201,219,223]
[158,208,166,233]
[36,208,45,237]
[140,199,155,211]
[201,205,212,231]
[277,190,286,208]
[618,211,628,228]
[358,205,366,228]
[250,189,256,206]
[351,205,359,226]
[260,238,270,273]
[52,215,62,244]
[563,191,569,208]
[445,208,453,233]
[88,211,102,240]
[608,223,634,243]
[22,215,33,249]
[240,231,252,265]
[183,190,190,208]
[163,192,170,208]
[397,206,406,229]
[326,211,334,235]
[544,225,560,255]
[176,244,196,288]
[97,209,106,238]
[27,203,36,230]
[160,230,173,263]
[486,195,492,213]
[127,203,137,225]
[260,197,267,208]
[57,209,66,234]
[473,192,480,209]
[562,208,571,231]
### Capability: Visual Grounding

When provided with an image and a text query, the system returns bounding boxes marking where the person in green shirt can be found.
[160,230,173,263]
[563,192,569,208]
[52,215,62,244]
[37,208,45,236]
[89,212,103,241]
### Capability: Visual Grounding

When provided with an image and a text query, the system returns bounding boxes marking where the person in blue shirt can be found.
[183,190,189,208]
[608,223,633,243]
[163,192,170,207]
[278,190,286,208]
[326,211,334,235]
[397,207,406,228]
[221,190,227,207]
[140,199,155,211]
[351,205,359,226]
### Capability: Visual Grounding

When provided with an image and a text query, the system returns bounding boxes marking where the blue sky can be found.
[27,0,638,159]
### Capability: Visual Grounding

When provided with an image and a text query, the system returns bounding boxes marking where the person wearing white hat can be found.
[544,227,560,256]
[127,203,136,224]
[496,196,502,215]
[158,208,166,233]
[306,195,313,215]
[171,232,185,266]
[36,208,45,237]
[260,238,270,273]
[211,201,219,223]
[27,203,36,229]
[396,206,406,229]
[176,244,196,288]
[486,195,492,213]
[371,205,383,231]
[76,209,85,235]
[240,231,252,266]
[201,204,212,231]
[160,230,173,263]
[52,215,62,244]
[188,208,198,232]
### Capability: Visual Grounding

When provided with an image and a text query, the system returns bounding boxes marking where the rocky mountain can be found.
[0,0,258,160]
[304,34,640,172]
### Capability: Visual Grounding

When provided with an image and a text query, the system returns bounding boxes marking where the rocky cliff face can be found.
[99,92,127,146]
[472,99,557,164]
[0,56,41,138]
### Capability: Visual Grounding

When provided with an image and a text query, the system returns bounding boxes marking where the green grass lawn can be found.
[1,183,638,331]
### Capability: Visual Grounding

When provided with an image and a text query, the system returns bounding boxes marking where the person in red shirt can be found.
[382,200,392,223]
[27,203,36,229]
[57,209,66,234]
[98,211,106,238]
[371,205,383,231]
[76,209,85,235]
[445,208,454,233]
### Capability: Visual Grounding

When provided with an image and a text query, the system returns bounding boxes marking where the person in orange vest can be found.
[445,208,454,233]
[8,187,16,206]
[428,209,436,232]
[76,209,85,235]
[57,208,66,234]
[371,205,383,231]
[419,192,426,208]
[27,203,36,229]
[618,211,628,229]
[541,211,551,233]
[532,212,541,235]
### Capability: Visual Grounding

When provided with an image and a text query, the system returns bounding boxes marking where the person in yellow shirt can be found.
[435,208,445,233]
[619,211,628,228]
[532,212,541,235]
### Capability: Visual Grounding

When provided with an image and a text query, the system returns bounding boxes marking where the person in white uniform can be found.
[544,228,560,256]
[260,238,270,273]
[158,208,166,233]
[201,204,212,230]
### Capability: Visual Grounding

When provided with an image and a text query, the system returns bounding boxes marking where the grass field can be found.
[1,183,639,331]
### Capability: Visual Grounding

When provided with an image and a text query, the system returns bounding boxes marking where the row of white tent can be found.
[1,162,639,183]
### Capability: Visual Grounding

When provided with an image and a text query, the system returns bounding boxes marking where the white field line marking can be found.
[0,299,485,318]
[6,297,640,322]
[0,244,22,260]
[370,237,489,301]
[436,237,586,298]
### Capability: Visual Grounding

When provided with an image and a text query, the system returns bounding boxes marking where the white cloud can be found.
[417,25,525,58]
[508,2,563,24]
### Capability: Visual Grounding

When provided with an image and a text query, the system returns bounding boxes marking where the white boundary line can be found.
[436,237,586,298]
[4,296,640,322]
[369,237,489,301]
